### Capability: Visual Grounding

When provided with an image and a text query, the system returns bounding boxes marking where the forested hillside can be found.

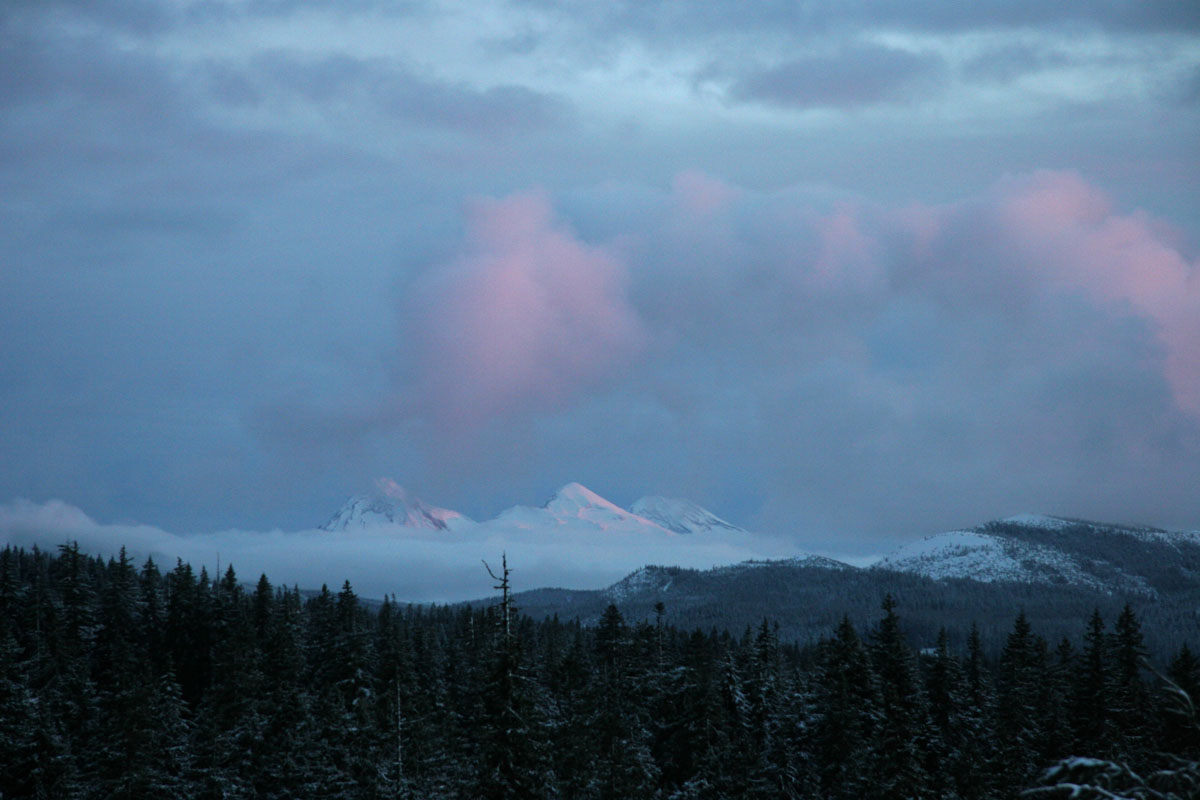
[510,559,1200,661]
[1,543,1198,799]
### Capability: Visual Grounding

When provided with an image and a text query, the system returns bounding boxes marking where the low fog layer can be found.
[0,498,806,602]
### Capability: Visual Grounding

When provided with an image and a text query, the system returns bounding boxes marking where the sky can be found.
[2,0,1199,596]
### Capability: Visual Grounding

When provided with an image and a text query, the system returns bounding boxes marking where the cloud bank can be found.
[356,170,1199,545]
[730,44,947,109]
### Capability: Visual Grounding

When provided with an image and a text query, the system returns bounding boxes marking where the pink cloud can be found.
[993,171,1200,413]
[811,205,885,291]
[672,170,741,217]
[406,191,644,431]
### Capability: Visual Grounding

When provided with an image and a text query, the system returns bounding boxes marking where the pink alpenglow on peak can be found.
[541,482,630,517]
[494,482,668,534]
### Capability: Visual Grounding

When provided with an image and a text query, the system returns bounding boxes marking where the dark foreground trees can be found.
[0,544,1194,799]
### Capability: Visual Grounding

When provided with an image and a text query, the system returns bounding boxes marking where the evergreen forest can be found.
[1,543,1198,799]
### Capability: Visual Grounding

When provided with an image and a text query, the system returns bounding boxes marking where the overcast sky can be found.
[2,0,1199,586]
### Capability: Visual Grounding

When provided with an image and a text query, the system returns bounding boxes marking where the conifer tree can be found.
[477,555,556,799]
[139,557,170,676]
[1164,643,1200,759]
[745,619,806,799]
[0,546,26,645]
[166,559,209,707]
[997,611,1048,790]
[957,623,1002,800]
[1071,609,1112,756]
[1033,637,1072,765]
[92,548,163,797]
[811,616,883,799]
[257,584,316,800]
[591,603,661,799]
[0,632,40,798]
[869,594,931,799]
[924,627,979,799]
[1109,603,1152,764]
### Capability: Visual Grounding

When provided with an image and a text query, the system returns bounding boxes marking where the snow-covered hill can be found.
[603,553,854,602]
[873,514,1200,597]
[321,479,471,532]
[874,528,1147,594]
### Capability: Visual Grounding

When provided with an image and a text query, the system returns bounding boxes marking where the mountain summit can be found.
[631,496,745,534]
[321,479,469,532]
[492,482,662,533]
[542,482,631,518]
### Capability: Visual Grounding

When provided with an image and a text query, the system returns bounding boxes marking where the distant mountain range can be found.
[323,480,1200,655]
[321,480,752,538]
[324,482,1199,599]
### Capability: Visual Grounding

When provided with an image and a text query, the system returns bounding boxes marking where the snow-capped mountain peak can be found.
[630,496,745,534]
[321,478,469,532]
[492,482,668,534]
[542,482,629,517]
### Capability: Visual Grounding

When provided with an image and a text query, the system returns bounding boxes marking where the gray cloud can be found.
[516,0,1200,38]
[728,44,947,109]
[961,43,1074,82]
[248,52,572,133]
[0,0,178,36]
[1183,66,1200,104]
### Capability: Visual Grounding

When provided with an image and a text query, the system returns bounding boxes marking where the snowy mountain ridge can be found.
[489,483,672,536]
[874,529,1153,596]
[630,496,745,534]
[321,478,471,532]
[600,512,1200,604]
[322,480,748,539]
[873,514,1200,597]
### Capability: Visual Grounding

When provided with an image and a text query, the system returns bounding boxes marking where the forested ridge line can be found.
[1,543,1198,799]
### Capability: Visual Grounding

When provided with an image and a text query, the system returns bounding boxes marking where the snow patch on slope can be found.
[877,531,1025,581]
[712,554,855,575]
[631,496,745,534]
[1000,513,1071,529]
[770,554,855,570]
[993,515,1200,547]
[606,566,675,601]
[605,553,857,603]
